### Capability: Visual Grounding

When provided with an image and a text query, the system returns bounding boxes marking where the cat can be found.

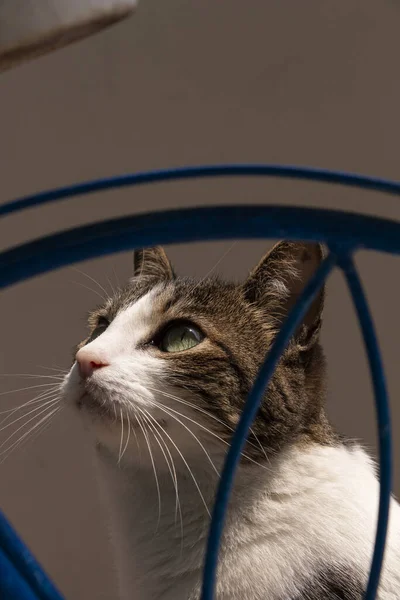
[62,241,400,600]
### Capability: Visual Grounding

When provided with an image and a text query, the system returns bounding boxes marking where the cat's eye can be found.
[90,317,109,341]
[159,322,204,353]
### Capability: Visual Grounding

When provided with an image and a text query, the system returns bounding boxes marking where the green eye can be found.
[159,323,204,353]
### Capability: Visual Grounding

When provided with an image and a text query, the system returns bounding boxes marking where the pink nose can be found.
[76,348,109,379]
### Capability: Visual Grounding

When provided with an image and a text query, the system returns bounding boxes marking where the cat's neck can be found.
[95,447,221,600]
[93,443,388,600]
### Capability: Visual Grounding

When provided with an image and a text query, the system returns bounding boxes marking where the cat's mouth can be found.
[76,391,167,430]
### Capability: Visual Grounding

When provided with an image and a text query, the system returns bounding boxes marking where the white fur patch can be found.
[95,443,400,600]
[62,287,170,451]
[82,286,162,360]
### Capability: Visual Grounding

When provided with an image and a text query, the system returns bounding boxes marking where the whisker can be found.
[146,385,265,457]
[0,388,59,429]
[138,408,210,517]
[150,391,269,471]
[70,266,109,300]
[150,401,219,477]
[140,410,184,553]
[71,280,106,302]
[249,429,269,461]
[36,365,68,375]
[129,414,141,459]
[120,413,131,463]
[118,407,125,465]
[111,265,120,290]
[139,408,183,534]
[0,400,59,450]
[138,411,175,482]
[193,242,237,291]
[106,276,117,297]
[25,414,56,446]
[8,420,52,459]
[0,383,60,415]
[136,412,162,530]
[0,374,64,381]
[0,407,61,463]
[1,408,59,463]
[0,396,59,433]
[146,385,234,432]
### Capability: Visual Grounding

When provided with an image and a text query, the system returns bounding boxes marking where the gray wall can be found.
[0,1,399,598]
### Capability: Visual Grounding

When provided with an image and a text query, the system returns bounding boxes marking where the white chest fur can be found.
[95,444,400,600]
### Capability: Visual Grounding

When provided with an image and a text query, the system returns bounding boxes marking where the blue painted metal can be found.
[0,164,398,600]
[0,503,64,600]
[201,252,338,600]
[1,205,400,292]
[1,164,400,219]
[339,254,393,600]
[0,544,40,600]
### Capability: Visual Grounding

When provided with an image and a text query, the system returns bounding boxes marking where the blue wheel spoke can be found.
[339,255,392,600]
[201,252,337,600]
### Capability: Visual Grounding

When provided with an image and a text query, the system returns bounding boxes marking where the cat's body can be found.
[97,443,400,600]
[62,242,400,599]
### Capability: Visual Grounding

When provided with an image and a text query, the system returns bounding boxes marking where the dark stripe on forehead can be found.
[163,297,175,314]
[274,377,298,415]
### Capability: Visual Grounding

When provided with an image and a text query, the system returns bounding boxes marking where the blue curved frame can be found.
[0,164,398,600]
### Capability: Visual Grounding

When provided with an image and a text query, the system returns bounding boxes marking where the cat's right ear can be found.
[243,241,325,345]
[133,246,175,281]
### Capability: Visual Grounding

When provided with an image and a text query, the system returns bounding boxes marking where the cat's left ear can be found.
[243,241,325,346]
[133,246,175,281]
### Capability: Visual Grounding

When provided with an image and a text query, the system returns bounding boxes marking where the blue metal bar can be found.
[0,511,63,600]
[1,205,400,293]
[200,252,337,600]
[0,544,39,600]
[1,164,400,219]
[339,254,392,600]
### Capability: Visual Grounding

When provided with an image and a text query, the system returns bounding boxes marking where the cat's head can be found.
[62,241,333,469]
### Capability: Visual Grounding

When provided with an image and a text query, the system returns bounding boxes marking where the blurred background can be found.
[0,1,399,598]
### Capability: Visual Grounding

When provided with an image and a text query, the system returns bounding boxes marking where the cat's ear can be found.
[243,241,325,345]
[133,246,175,281]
